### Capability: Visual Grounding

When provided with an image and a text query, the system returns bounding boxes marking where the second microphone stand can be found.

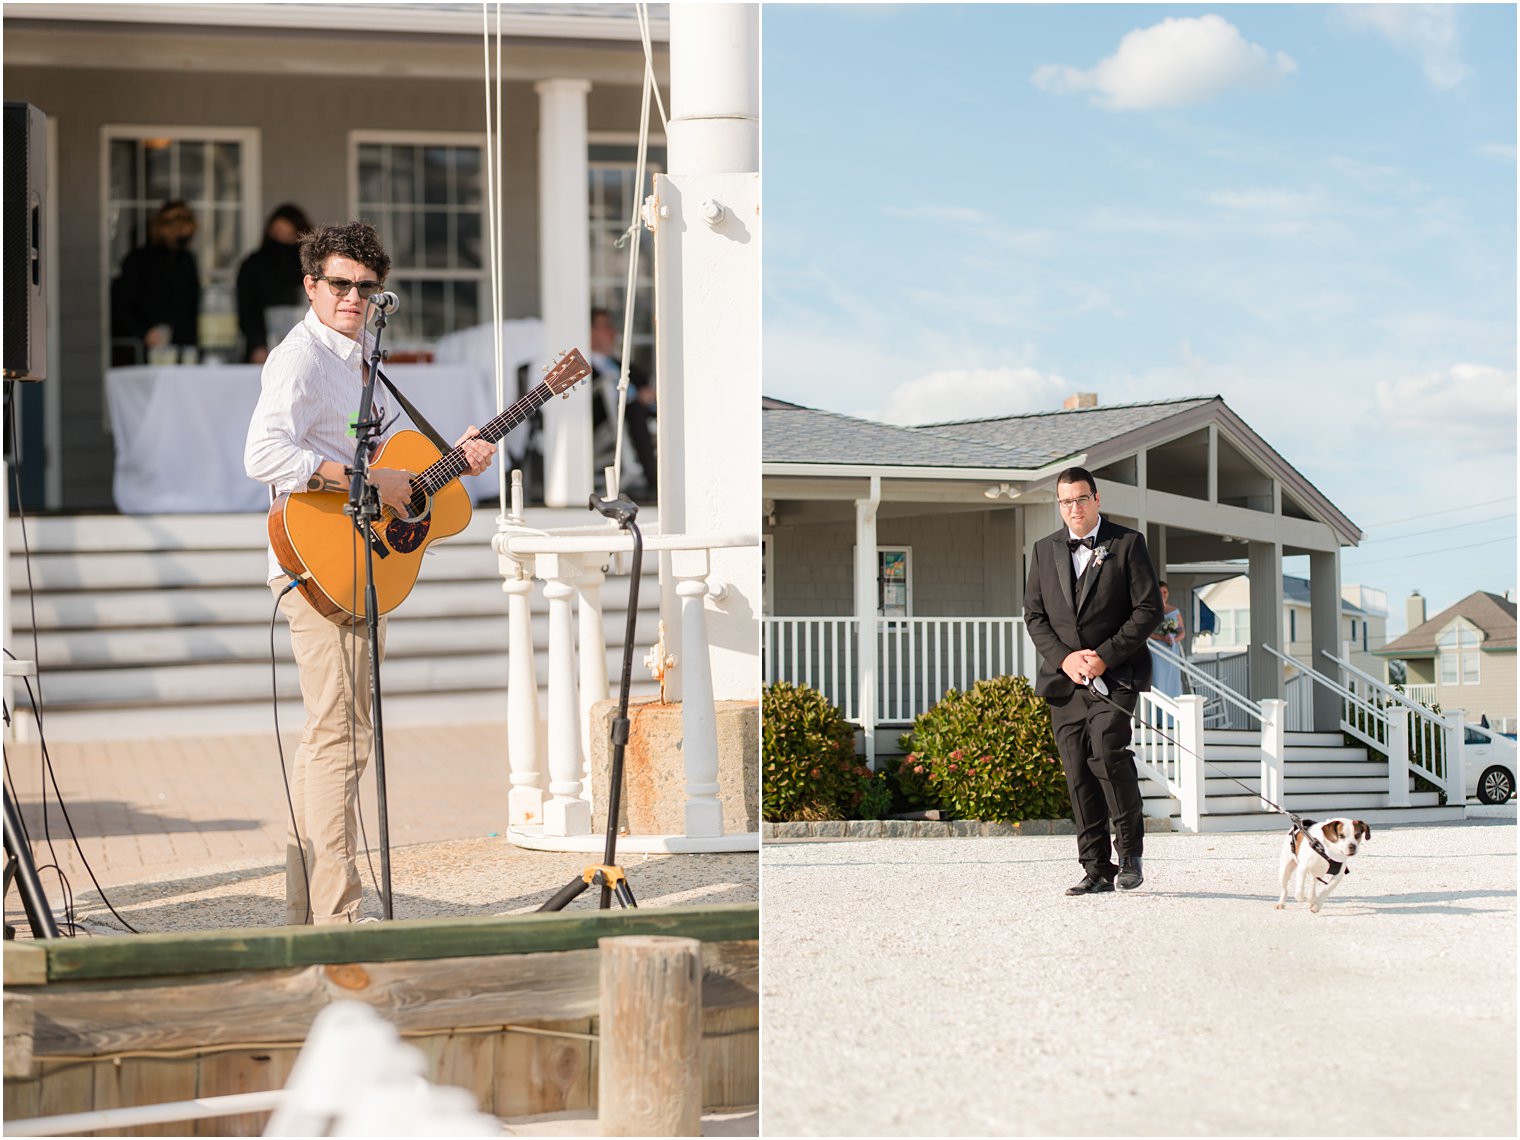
[539,492,644,911]
[347,302,396,920]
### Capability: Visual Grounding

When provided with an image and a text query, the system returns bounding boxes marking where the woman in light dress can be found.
[1148,581,1186,697]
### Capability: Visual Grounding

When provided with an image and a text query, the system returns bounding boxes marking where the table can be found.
[105,360,534,514]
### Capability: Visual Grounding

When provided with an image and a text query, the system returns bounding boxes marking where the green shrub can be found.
[900,674,1072,823]
[762,682,861,821]
[884,750,942,814]
[854,768,894,820]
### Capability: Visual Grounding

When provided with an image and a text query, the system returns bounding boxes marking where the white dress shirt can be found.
[245,307,389,583]
[1068,514,1104,578]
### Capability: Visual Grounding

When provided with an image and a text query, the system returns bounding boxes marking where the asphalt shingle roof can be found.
[763,396,1215,470]
[1378,591,1518,655]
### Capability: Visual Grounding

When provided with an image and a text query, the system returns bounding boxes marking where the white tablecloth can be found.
[106,361,524,514]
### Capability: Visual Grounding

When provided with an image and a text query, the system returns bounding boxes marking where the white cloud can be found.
[882,204,992,226]
[1338,4,1469,90]
[1375,363,1517,451]
[1031,14,1296,110]
[1476,142,1517,162]
[869,367,1070,425]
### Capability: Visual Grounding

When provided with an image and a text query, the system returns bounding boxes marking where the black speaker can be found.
[4,102,47,382]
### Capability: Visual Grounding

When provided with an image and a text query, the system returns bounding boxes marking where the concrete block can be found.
[950,820,982,838]
[983,823,1015,838]
[590,698,759,836]
[1053,819,1078,835]
[813,821,846,838]
[846,820,882,839]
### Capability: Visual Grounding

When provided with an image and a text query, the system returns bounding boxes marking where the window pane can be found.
[1239,613,1250,643]
[110,140,136,204]
[422,211,449,269]
[1438,629,1459,647]
[419,279,447,340]
[455,147,483,206]
[212,142,240,199]
[452,280,479,330]
[1462,653,1480,684]
[178,141,206,202]
[144,139,172,202]
[422,147,451,205]
[358,144,385,205]
[1439,654,1459,683]
[211,206,240,273]
[390,146,417,205]
[457,211,482,269]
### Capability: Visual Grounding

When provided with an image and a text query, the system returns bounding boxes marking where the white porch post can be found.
[1448,708,1467,812]
[535,78,593,508]
[539,552,591,836]
[1248,540,1284,701]
[1260,697,1287,811]
[855,477,880,768]
[1387,705,1412,807]
[1308,549,1343,733]
[672,548,723,838]
[1177,694,1206,832]
[654,2,761,706]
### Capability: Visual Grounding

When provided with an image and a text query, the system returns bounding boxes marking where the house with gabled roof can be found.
[762,394,1363,761]
[1377,591,1517,733]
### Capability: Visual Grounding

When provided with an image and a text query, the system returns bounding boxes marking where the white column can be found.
[1448,708,1467,813]
[538,553,591,836]
[577,558,610,806]
[1248,540,1284,701]
[666,3,760,174]
[535,78,593,508]
[671,548,723,838]
[1387,705,1411,807]
[855,484,880,768]
[500,547,544,827]
[1177,694,1206,833]
[1260,698,1287,812]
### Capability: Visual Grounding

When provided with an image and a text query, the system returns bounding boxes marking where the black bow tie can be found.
[1067,535,1097,552]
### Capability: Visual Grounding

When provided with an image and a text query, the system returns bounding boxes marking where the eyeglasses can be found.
[1057,493,1095,511]
[312,275,384,298]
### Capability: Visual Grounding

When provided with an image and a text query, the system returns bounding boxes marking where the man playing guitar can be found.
[244,221,494,925]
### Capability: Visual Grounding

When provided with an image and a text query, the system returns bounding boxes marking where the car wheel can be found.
[1476,765,1514,806]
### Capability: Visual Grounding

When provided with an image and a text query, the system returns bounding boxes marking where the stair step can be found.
[1203,791,1442,813]
[1195,804,1468,831]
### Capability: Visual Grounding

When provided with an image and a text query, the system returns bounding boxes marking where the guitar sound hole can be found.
[385,517,431,553]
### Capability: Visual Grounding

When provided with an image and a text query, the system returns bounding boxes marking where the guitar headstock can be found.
[545,348,592,399]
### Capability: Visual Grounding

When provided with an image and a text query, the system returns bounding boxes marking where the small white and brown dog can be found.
[1275,817,1372,913]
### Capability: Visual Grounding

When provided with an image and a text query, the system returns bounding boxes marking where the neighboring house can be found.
[1376,591,1518,733]
[762,394,1363,759]
[5,2,668,510]
[1193,574,1388,680]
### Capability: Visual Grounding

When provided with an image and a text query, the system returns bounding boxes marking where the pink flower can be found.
[913,765,925,775]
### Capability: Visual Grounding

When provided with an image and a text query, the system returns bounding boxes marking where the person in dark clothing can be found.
[237,203,314,363]
[589,306,658,498]
[111,199,201,364]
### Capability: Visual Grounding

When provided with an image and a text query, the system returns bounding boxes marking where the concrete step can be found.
[1195,804,1468,831]
[1203,790,1442,814]
[1203,730,1346,748]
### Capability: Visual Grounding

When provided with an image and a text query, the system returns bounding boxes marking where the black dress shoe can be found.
[1066,872,1115,896]
[1116,856,1144,891]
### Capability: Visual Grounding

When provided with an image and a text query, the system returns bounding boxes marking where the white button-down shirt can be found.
[245,307,390,582]
[1068,514,1104,578]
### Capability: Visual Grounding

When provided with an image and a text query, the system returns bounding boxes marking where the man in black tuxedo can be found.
[1023,467,1164,895]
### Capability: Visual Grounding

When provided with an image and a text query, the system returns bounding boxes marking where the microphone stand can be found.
[538,492,643,911]
[347,300,395,920]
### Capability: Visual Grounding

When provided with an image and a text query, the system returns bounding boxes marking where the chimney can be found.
[1406,591,1426,631]
[1064,392,1098,410]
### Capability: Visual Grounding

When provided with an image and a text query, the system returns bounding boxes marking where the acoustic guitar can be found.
[269,348,591,622]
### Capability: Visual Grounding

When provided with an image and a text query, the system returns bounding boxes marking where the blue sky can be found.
[762,3,1517,631]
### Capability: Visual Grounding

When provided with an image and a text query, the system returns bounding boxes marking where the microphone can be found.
[368,291,401,314]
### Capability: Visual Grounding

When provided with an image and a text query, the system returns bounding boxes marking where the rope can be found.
[481,1,507,513]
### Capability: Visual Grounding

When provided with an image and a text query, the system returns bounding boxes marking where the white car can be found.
[1464,728,1516,805]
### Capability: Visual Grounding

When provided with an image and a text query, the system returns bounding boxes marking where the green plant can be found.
[900,674,1072,823]
[884,749,942,813]
[762,682,860,821]
[854,768,894,820]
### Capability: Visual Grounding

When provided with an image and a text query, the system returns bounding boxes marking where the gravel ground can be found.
[761,817,1516,1137]
[44,837,756,934]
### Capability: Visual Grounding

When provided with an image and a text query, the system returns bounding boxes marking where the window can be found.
[1214,608,1250,645]
[1289,610,1297,642]
[1437,620,1483,686]
[102,126,260,368]
[589,142,664,373]
[877,548,912,617]
[351,133,486,345]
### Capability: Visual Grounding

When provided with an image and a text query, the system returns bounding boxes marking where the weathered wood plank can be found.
[493,1018,594,1119]
[36,1058,93,1122]
[5,993,35,1079]
[27,941,757,1058]
[2,1072,43,1122]
[701,1005,759,1110]
[92,1057,199,1136]
[42,904,758,983]
[5,943,48,985]
[192,1049,296,1137]
[413,1032,497,1116]
[599,936,702,1136]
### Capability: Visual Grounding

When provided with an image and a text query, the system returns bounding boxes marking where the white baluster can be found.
[577,558,611,808]
[501,551,544,828]
[671,548,723,838]
[538,552,591,836]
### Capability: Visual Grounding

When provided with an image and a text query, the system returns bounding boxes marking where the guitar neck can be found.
[412,379,562,496]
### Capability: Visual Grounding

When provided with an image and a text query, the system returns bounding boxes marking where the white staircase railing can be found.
[1132,690,1207,831]
[1321,650,1474,806]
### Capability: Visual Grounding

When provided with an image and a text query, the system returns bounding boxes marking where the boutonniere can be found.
[1091,545,1110,567]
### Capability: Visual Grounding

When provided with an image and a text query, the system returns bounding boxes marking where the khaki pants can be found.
[275,584,387,925]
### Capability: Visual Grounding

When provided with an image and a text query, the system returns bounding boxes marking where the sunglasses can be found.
[312,275,385,298]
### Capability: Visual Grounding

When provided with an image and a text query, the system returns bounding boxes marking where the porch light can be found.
[984,483,1020,500]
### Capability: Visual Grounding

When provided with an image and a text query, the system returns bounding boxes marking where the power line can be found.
[1359,495,1516,529]
[1359,512,1515,544]
[1343,531,1517,567]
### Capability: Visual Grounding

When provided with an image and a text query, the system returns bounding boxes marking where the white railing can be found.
[1321,650,1465,805]
[1132,691,1207,832]
[763,617,859,721]
[763,615,1032,727]
[1182,650,1254,729]
[495,478,758,851]
[1405,682,1437,706]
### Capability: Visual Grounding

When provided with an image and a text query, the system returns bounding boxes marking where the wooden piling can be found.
[597,935,702,1136]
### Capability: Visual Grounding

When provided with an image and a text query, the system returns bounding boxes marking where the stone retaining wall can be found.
[763,817,1174,840]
